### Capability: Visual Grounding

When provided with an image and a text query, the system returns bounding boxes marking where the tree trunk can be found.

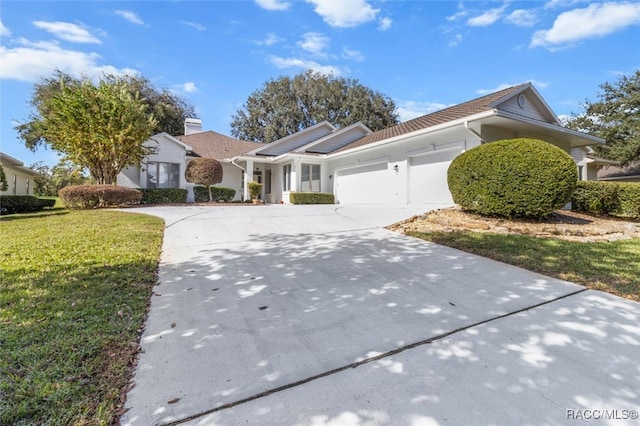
[208,185,212,202]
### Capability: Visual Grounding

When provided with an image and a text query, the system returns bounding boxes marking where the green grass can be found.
[408,231,640,301]
[0,209,164,425]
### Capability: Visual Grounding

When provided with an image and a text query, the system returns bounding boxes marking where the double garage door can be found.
[335,146,463,204]
[407,147,463,204]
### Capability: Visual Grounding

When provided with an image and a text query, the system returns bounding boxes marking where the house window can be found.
[282,164,292,191]
[577,165,584,181]
[26,178,29,195]
[147,162,180,188]
[265,169,272,194]
[12,174,16,195]
[301,163,321,192]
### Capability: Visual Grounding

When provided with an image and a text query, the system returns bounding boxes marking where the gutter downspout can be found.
[464,119,486,144]
[229,159,247,200]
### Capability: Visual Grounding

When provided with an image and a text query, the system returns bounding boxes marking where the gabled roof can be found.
[176,131,263,159]
[296,122,373,154]
[246,121,336,157]
[0,152,42,176]
[150,132,193,151]
[331,84,529,154]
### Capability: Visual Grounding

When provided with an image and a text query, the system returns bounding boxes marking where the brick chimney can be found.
[184,118,203,135]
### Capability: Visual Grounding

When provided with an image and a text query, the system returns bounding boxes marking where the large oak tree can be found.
[230,70,399,143]
[566,70,640,166]
[16,73,157,184]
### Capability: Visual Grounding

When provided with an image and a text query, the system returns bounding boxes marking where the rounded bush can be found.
[59,184,142,209]
[447,138,578,218]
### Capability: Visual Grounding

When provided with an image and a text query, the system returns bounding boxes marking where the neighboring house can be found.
[0,153,41,196]
[118,83,605,205]
[597,163,640,182]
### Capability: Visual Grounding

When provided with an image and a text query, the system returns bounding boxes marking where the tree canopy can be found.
[16,70,197,152]
[31,160,91,196]
[230,70,399,143]
[566,70,640,166]
[185,158,223,202]
[16,73,157,184]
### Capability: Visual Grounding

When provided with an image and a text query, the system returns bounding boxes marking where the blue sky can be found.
[1,0,639,167]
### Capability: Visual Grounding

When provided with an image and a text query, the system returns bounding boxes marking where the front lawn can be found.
[0,210,164,425]
[408,231,640,301]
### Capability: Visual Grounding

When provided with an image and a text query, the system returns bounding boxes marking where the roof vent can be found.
[184,118,203,135]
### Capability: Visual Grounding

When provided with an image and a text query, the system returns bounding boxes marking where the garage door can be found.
[408,148,462,204]
[335,162,393,204]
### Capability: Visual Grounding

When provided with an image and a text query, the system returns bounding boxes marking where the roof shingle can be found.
[176,131,264,159]
[331,83,527,154]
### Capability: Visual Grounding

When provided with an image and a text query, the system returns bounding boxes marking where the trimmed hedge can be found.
[290,192,335,204]
[193,186,236,202]
[447,138,578,218]
[139,188,187,204]
[59,185,142,209]
[0,196,55,215]
[572,181,640,219]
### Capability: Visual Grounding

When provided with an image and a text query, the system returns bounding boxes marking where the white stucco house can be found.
[0,153,42,196]
[118,83,605,204]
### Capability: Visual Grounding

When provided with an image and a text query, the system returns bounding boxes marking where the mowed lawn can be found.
[0,209,164,425]
[409,231,640,302]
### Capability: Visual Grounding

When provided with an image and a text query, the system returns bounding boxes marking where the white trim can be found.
[333,156,390,173]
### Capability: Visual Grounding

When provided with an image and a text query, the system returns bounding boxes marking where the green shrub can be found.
[572,181,640,219]
[247,181,262,200]
[139,188,187,204]
[289,192,335,204]
[448,138,577,218]
[571,181,620,215]
[193,186,236,202]
[0,196,55,215]
[618,183,640,219]
[59,185,141,209]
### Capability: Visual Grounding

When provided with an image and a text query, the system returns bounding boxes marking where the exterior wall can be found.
[117,134,189,191]
[1,164,38,196]
[327,126,479,205]
[499,93,549,122]
[480,125,515,142]
[186,162,243,202]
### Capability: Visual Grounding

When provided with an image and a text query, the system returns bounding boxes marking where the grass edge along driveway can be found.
[408,230,640,302]
[0,209,164,426]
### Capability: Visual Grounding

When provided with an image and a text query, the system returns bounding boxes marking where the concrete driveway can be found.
[120,204,640,426]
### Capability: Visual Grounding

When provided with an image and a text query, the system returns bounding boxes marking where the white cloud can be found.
[378,17,392,31]
[505,9,538,27]
[182,21,206,31]
[0,20,11,37]
[446,3,469,21]
[342,47,364,61]
[476,80,549,95]
[268,55,342,75]
[33,21,100,44]
[255,32,282,46]
[0,38,137,82]
[254,0,291,11]
[396,100,449,122]
[114,10,144,25]
[448,33,463,47]
[531,2,640,49]
[297,32,330,56]
[543,0,586,10]
[183,82,198,93]
[467,5,508,27]
[306,0,379,28]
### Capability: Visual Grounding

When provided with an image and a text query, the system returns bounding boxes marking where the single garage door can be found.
[335,162,393,204]
[408,147,463,204]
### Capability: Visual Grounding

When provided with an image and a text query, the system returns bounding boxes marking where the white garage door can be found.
[408,148,462,204]
[335,162,393,204]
